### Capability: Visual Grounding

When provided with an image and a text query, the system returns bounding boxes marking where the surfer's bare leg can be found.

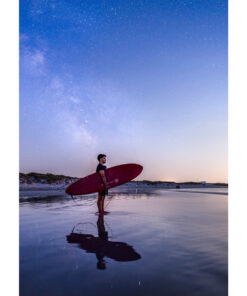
[97,192,105,213]
[101,195,105,212]
[97,193,102,212]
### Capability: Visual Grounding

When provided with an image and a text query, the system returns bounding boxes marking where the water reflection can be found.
[20,188,227,296]
[66,215,141,270]
[19,188,154,203]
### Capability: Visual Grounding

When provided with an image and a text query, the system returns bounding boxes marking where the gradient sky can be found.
[19,0,228,182]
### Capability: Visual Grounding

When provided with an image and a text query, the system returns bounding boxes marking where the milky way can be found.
[20,0,227,182]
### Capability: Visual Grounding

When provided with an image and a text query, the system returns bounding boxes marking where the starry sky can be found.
[19,0,228,182]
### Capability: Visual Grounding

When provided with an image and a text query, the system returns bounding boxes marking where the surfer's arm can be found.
[99,170,109,189]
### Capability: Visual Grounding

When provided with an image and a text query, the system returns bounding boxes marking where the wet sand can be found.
[20,187,228,296]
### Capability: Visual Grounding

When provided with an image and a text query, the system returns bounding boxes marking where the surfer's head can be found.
[97,154,106,164]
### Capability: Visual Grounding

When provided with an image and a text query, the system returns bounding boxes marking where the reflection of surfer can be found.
[96,154,109,214]
[66,216,141,270]
[96,214,108,269]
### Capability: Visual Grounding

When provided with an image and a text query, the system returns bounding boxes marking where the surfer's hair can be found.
[97,154,106,161]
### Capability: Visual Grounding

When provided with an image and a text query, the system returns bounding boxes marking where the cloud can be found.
[69,96,80,104]
[20,45,47,77]
[30,50,45,67]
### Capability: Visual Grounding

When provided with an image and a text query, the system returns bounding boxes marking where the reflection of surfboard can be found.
[66,163,143,196]
[66,233,141,261]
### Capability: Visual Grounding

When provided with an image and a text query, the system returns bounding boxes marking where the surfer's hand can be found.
[105,184,110,189]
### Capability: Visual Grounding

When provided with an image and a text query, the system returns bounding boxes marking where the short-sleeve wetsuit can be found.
[96,163,108,196]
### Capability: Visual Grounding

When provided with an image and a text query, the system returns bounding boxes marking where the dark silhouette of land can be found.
[19,172,228,187]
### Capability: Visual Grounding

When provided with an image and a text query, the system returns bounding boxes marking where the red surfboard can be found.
[65,163,143,196]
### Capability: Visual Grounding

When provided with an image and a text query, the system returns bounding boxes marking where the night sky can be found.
[20,0,228,182]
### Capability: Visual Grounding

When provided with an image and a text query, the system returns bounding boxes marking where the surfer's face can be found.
[101,156,106,164]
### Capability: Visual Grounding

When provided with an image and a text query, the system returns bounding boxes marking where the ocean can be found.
[20,187,228,296]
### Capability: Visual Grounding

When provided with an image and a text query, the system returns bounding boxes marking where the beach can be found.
[20,186,228,296]
[17,1,229,294]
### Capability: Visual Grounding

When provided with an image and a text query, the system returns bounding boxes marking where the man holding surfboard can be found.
[66,159,143,208]
[96,154,109,214]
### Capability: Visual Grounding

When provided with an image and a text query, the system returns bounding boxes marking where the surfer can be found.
[96,154,109,214]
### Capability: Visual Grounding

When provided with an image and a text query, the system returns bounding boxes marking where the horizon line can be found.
[19,172,228,185]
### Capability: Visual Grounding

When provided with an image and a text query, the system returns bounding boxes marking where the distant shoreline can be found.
[19,172,228,187]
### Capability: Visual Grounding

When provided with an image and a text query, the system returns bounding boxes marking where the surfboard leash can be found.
[70,194,97,207]
[70,189,116,213]
[97,189,117,215]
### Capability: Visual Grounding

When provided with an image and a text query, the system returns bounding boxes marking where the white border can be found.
[229,0,247,295]
[0,1,19,295]
[1,0,245,295]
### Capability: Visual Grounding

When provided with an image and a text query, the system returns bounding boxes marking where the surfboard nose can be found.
[137,164,143,173]
[128,163,143,178]
[132,163,143,171]
[135,165,143,176]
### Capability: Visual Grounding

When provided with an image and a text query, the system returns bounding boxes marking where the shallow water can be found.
[20,188,228,296]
